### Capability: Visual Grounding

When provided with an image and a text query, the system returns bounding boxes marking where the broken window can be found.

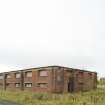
[24,83,32,87]
[15,83,21,87]
[37,83,48,88]
[6,83,10,86]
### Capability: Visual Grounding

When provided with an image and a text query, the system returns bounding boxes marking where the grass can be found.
[0,89,105,105]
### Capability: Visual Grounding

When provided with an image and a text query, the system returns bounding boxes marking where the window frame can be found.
[6,74,11,79]
[24,83,32,88]
[79,71,84,77]
[6,83,10,87]
[25,71,32,78]
[15,73,21,78]
[88,72,92,78]
[15,83,21,88]
[0,75,3,79]
[39,70,48,77]
[37,83,48,88]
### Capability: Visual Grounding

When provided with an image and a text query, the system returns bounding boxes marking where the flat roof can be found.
[0,65,97,74]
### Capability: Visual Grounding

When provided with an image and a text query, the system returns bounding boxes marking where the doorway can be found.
[68,78,74,93]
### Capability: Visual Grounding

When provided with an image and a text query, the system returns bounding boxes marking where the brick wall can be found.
[0,66,97,93]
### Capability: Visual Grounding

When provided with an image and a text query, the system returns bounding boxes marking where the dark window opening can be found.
[6,83,10,87]
[37,83,48,88]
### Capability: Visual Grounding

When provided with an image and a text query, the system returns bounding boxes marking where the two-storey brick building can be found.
[0,66,97,93]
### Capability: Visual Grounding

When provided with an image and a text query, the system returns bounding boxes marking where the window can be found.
[39,70,48,76]
[79,82,84,84]
[37,83,48,88]
[15,83,21,87]
[15,73,21,78]
[0,75,3,79]
[6,74,11,79]
[57,76,62,82]
[6,83,10,86]
[25,71,32,77]
[79,72,84,76]
[24,83,32,88]
[88,72,92,76]
[88,72,92,78]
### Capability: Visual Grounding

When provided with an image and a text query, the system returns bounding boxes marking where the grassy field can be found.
[0,89,105,105]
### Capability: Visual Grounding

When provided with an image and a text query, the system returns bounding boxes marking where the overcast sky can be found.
[0,0,105,77]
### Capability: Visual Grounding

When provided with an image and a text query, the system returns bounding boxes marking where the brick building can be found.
[0,66,97,93]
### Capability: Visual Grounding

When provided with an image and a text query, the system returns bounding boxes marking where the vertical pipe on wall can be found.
[3,73,6,90]
[20,71,24,91]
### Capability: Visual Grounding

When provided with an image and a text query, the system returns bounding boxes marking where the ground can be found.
[0,88,105,105]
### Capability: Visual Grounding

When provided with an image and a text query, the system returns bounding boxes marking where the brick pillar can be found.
[20,71,24,91]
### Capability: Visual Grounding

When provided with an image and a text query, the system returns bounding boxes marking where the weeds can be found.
[0,89,105,105]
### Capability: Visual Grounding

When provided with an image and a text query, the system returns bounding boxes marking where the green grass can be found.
[0,89,105,105]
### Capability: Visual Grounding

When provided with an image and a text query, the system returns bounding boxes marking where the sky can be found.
[0,0,105,78]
